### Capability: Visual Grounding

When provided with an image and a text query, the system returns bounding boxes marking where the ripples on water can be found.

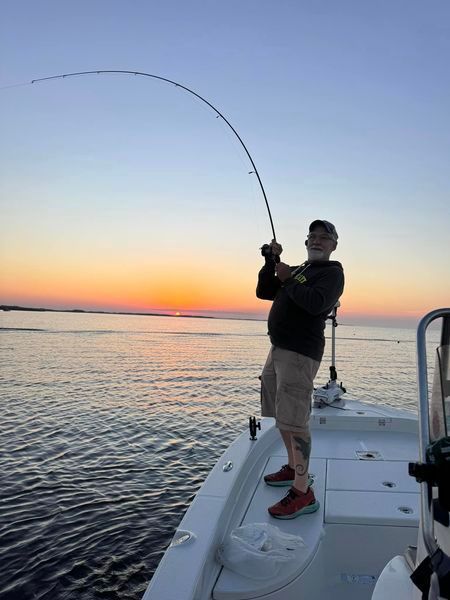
[0,311,439,599]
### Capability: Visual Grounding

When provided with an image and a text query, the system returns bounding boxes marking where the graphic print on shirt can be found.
[292,264,310,284]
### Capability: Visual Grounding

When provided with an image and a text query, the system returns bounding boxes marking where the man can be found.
[256,220,344,519]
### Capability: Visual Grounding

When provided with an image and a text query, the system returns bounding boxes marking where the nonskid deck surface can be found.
[255,401,419,538]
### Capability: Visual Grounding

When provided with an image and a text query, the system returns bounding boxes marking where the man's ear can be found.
[332,241,338,251]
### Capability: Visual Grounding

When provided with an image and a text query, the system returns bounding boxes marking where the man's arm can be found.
[256,240,283,300]
[282,269,344,315]
[256,261,281,300]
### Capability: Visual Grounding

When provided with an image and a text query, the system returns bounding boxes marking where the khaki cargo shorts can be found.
[260,345,320,433]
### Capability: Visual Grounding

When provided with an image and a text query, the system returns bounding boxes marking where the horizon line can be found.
[0,304,266,323]
[0,303,426,330]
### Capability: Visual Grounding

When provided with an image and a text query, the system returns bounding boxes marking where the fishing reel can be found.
[260,244,280,263]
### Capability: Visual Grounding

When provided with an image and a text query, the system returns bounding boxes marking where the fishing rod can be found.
[9,69,277,241]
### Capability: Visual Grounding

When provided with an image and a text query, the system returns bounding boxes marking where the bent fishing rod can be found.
[6,69,277,242]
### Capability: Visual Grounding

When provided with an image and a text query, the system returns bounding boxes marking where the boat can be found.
[142,307,450,600]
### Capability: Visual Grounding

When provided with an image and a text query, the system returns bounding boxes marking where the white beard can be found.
[307,248,326,261]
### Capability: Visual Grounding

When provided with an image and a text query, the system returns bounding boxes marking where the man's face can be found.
[306,225,337,262]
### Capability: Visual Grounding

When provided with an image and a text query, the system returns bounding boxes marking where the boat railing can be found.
[415,307,450,557]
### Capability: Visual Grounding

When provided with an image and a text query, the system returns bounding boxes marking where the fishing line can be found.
[2,69,277,241]
[212,106,265,240]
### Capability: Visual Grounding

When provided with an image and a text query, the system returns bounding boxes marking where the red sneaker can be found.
[264,464,295,486]
[268,487,319,519]
[264,465,315,488]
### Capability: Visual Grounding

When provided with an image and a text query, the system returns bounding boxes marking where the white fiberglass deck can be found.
[144,400,420,600]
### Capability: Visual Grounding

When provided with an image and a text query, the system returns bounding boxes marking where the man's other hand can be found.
[276,262,291,282]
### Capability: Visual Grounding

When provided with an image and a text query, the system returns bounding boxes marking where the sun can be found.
[175,311,181,316]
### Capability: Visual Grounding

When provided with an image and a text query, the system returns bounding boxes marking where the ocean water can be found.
[0,311,440,600]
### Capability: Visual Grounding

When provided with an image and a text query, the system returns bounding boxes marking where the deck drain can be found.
[356,450,382,460]
[382,481,396,488]
[398,506,413,514]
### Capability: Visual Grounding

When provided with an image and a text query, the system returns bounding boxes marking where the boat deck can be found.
[144,400,420,600]
[214,402,419,599]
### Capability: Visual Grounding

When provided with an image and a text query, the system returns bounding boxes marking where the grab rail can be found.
[416,307,450,556]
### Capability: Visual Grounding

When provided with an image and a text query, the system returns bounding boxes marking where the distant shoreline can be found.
[0,305,264,322]
[0,305,423,330]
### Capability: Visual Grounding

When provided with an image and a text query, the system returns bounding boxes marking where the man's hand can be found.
[269,240,283,256]
[276,262,291,282]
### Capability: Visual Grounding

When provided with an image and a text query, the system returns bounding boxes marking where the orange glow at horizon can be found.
[1,253,448,322]
[1,256,264,313]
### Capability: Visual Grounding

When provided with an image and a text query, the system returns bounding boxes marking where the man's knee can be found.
[277,423,310,438]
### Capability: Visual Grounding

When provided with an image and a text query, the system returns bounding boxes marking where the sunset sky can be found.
[1,1,449,327]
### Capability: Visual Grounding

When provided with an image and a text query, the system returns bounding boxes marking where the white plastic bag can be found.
[216,522,306,580]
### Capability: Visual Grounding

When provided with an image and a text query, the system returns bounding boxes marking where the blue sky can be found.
[1,1,449,326]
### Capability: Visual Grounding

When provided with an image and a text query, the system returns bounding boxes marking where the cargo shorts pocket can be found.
[276,382,312,429]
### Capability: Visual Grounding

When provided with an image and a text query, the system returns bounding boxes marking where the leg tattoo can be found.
[293,435,311,476]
